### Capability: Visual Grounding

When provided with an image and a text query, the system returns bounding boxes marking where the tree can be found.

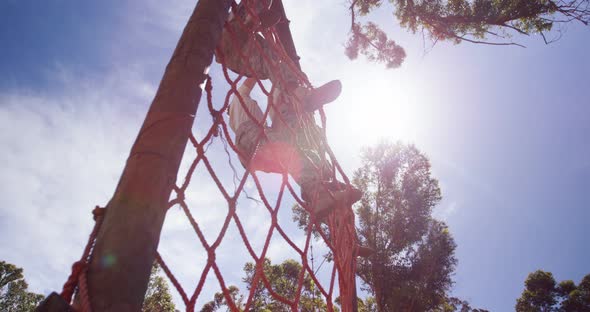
[356,296,378,312]
[0,260,44,312]
[292,142,484,311]
[345,0,590,68]
[559,274,590,311]
[200,285,244,312]
[358,296,377,312]
[515,270,590,312]
[352,141,456,311]
[243,258,328,311]
[334,295,377,311]
[516,270,558,312]
[201,258,329,311]
[142,262,177,312]
[442,297,490,312]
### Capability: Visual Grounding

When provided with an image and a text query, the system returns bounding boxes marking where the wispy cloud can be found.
[0,64,156,293]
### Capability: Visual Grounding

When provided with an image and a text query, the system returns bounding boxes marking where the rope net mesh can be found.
[60,1,359,311]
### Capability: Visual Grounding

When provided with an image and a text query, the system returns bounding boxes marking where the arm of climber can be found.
[228,77,266,134]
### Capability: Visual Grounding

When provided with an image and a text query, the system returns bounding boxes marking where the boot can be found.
[311,186,362,221]
[301,80,342,112]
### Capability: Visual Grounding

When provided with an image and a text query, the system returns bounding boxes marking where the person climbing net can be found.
[219,0,363,222]
[42,1,369,311]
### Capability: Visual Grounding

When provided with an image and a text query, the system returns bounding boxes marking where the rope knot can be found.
[207,249,216,264]
[92,206,106,221]
[211,109,223,137]
[227,198,237,215]
[176,190,186,202]
[211,110,223,126]
[196,143,205,156]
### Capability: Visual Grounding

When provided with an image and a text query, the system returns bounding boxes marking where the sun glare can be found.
[332,71,432,145]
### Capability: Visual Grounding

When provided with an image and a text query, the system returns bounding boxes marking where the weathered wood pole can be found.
[82,0,230,310]
[272,0,301,70]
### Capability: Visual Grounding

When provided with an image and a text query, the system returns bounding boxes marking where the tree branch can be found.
[450,33,527,48]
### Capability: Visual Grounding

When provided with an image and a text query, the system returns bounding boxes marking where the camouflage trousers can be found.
[235,119,332,204]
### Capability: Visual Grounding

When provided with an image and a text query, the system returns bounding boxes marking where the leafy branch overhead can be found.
[346,0,590,67]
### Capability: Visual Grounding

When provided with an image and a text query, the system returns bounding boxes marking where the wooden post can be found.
[81,0,230,311]
[272,0,301,69]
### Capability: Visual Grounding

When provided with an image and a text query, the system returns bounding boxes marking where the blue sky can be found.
[1,0,589,311]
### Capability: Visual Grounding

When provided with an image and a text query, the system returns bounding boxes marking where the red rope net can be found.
[60,1,360,311]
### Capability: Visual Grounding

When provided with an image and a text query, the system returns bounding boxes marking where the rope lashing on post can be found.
[60,206,105,312]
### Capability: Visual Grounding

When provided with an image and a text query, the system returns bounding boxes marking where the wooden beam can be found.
[272,0,302,69]
[78,0,230,310]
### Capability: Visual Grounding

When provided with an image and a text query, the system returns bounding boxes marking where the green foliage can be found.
[0,260,44,312]
[201,259,329,311]
[243,258,328,311]
[515,270,590,312]
[142,262,177,312]
[442,297,490,312]
[292,141,484,311]
[335,295,378,311]
[200,285,243,312]
[292,202,330,242]
[516,270,558,311]
[346,21,406,68]
[358,296,378,311]
[557,280,577,297]
[353,141,457,311]
[346,0,590,67]
[558,273,590,312]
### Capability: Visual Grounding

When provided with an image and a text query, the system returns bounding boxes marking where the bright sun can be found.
[330,71,433,145]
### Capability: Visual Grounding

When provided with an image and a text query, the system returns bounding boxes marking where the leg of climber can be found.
[216,1,342,115]
[304,183,362,221]
[229,78,264,133]
[266,84,360,221]
[229,78,265,167]
[229,79,361,218]
[229,78,307,175]
[229,77,282,173]
[293,147,362,221]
